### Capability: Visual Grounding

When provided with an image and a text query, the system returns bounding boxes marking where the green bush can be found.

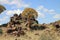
[0,23,7,27]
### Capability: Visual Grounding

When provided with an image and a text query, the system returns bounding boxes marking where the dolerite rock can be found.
[6,13,39,36]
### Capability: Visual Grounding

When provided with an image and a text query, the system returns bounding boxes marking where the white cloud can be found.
[0,0,29,8]
[6,9,22,16]
[0,16,8,22]
[37,5,44,10]
[0,24,1,25]
[36,5,58,19]
[36,10,45,18]
[48,9,55,14]
[53,14,60,18]
[43,8,49,12]
[0,16,9,25]
[0,9,22,25]
[0,0,10,4]
[37,5,56,14]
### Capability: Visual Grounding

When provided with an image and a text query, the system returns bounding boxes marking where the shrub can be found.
[30,24,46,30]
[0,23,7,27]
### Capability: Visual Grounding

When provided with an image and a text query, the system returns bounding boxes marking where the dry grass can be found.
[0,29,60,40]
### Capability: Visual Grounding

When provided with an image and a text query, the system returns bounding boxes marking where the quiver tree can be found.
[21,8,38,27]
[0,5,6,13]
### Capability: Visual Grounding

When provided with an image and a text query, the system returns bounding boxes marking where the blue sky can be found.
[0,0,60,25]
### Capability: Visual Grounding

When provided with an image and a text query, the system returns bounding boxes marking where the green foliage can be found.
[22,8,38,19]
[0,5,6,13]
[30,24,46,30]
[0,23,7,27]
[32,20,38,25]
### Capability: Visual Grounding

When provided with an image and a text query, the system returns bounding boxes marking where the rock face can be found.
[6,13,38,36]
[5,8,39,36]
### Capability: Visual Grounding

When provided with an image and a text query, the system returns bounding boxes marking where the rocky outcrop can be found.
[6,13,39,36]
